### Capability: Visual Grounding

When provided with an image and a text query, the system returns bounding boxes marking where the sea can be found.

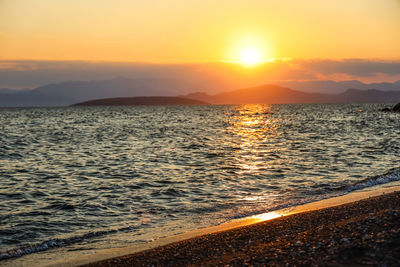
[1,103,399,265]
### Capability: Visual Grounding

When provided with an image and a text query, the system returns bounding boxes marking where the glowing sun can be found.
[239,47,262,66]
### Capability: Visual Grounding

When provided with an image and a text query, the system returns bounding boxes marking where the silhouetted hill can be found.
[276,80,400,94]
[72,97,208,106]
[186,85,330,104]
[185,85,400,104]
[210,85,330,104]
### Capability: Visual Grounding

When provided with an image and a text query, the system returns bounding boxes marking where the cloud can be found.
[0,60,316,90]
[294,59,400,77]
[0,59,399,90]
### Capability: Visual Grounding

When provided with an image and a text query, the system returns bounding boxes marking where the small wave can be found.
[340,167,400,193]
[0,224,139,261]
[213,167,400,225]
[2,168,400,261]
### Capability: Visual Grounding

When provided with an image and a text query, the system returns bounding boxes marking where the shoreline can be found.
[32,181,399,267]
[82,188,400,266]
[2,182,399,267]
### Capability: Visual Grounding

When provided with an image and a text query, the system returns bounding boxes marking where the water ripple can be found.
[0,104,399,260]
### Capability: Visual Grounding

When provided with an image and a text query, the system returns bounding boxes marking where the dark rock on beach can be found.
[381,102,400,112]
[393,102,400,112]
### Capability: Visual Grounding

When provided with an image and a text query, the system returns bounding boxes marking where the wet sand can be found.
[83,191,400,266]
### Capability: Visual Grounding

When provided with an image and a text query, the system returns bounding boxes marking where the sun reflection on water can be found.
[227,104,281,175]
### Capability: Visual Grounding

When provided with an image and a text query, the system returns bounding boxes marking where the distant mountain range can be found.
[184,85,400,104]
[275,80,400,94]
[1,77,400,107]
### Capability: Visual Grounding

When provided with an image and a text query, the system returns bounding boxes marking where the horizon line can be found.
[2,57,400,65]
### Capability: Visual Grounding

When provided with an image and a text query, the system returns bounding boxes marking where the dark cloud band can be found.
[0,59,399,89]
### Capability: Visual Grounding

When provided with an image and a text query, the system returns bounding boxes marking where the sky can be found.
[1,0,400,89]
[1,0,400,63]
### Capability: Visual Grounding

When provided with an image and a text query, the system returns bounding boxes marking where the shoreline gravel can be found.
[83,191,400,266]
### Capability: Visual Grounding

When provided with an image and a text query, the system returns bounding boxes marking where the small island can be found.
[72,96,208,106]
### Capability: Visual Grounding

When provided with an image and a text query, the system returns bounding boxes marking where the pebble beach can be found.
[83,191,400,266]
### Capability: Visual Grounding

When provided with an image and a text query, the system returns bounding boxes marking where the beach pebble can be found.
[340,238,350,244]
[363,234,371,240]
[85,193,400,267]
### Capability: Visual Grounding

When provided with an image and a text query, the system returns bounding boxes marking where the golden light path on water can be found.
[227,104,282,203]
[230,104,279,173]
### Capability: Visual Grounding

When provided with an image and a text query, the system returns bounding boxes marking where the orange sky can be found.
[1,0,400,63]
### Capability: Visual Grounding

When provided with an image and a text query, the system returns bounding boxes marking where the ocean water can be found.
[1,104,400,262]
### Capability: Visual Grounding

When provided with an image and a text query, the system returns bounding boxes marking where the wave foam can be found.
[0,225,139,261]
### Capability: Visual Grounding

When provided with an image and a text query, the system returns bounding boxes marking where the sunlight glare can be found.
[253,211,282,222]
[240,47,261,66]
